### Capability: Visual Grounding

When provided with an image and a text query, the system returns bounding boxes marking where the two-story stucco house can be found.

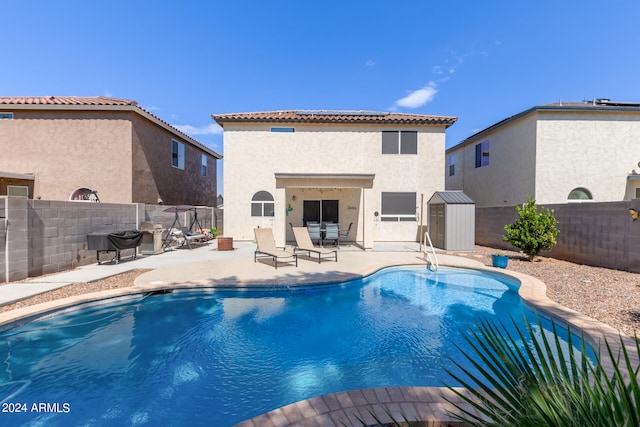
[445,99,640,208]
[212,110,457,249]
[0,96,222,206]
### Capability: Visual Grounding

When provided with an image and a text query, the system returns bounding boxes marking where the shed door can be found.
[429,204,445,249]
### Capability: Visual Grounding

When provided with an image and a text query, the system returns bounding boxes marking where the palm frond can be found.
[444,315,640,427]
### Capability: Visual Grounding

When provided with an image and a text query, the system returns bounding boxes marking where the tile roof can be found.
[0,96,221,159]
[0,96,136,106]
[212,110,457,127]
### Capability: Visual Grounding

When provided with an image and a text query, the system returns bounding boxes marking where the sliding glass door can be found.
[303,200,338,225]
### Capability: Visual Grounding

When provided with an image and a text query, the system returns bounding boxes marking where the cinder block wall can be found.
[0,201,5,283]
[27,200,139,277]
[476,200,640,272]
[0,197,218,283]
[6,197,29,282]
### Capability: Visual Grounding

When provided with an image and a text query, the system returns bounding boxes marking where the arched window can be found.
[251,191,274,216]
[70,187,100,202]
[567,187,593,202]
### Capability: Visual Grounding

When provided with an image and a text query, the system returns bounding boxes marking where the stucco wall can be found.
[445,114,537,207]
[536,111,640,204]
[131,115,217,206]
[223,123,446,246]
[0,110,133,203]
[0,109,217,207]
[446,108,640,208]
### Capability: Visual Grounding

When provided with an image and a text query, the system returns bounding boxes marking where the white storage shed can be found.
[427,191,475,251]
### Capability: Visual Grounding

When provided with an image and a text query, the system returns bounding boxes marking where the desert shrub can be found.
[503,198,559,261]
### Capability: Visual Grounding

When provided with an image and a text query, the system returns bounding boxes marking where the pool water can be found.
[0,267,588,426]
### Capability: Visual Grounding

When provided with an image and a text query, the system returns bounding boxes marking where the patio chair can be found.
[307,223,323,246]
[292,227,337,263]
[254,228,298,269]
[339,222,353,240]
[324,223,340,246]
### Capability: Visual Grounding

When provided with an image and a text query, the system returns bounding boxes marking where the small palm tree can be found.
[445,317,640,426]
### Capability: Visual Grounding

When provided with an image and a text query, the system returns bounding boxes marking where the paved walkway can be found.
[0,240,484,306]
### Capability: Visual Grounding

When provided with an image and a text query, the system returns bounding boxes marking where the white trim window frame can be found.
[382,131,418,154]
[380,191,416,221]
[172,139,185,170]
[0,112,14,120]
[251,191,275,217]
[567,187,594,203]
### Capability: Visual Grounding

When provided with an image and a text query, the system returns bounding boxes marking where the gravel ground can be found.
[0,270,149,314]
[2,249,640,336]
[461,246,640,336]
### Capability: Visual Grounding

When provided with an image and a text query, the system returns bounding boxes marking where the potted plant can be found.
[491,251,509,268]
[209,227,219,239]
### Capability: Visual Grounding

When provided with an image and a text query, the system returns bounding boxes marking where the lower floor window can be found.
[381,192,416,221]
[567,187,593,202]
[251,191,275,216]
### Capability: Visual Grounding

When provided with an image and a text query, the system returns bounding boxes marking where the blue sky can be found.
[2,1,640,195]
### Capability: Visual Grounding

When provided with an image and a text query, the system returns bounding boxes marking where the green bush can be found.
[503,198,559,261]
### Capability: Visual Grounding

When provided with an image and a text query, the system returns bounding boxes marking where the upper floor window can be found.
[380,192,416,221]
[475,140,490,168]
[251,191,275,216]
[201,155,207,176]
[448,154,456,176]
[0,112,13,120]
[382,131,417,154]
[568,187,593,202]
[271,127,295,133]
[172,140,185,170]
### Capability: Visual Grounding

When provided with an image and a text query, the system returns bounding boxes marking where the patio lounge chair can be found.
[254,228,298,269]
[292,227,338,263]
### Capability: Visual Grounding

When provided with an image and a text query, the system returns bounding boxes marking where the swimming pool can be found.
[0,266,590,426]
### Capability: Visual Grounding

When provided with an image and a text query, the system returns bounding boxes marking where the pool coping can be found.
[0,257,637,426]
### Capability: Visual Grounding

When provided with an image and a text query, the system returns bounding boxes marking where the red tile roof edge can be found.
[0,96,221,159]
[212,110,457,127]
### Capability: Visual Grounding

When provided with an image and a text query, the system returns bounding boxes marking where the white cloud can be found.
[174,123,223,136]
[394,83,438,109]
[365,59,376,67]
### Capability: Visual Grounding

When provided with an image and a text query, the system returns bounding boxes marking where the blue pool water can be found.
[0,267,588,426]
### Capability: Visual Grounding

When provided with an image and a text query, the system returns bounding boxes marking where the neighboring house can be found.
[212,110,457,249]
[445,99,640,208]
[0,96,221,206]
